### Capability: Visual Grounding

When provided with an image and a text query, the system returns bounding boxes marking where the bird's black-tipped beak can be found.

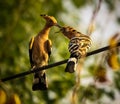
[54,24,63,33]
[54,24,62,28]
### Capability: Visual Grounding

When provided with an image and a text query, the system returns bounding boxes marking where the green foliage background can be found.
[0,0,120,104]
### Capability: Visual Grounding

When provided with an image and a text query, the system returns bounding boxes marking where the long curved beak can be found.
[54,24,63,33]
[55,24,62,28]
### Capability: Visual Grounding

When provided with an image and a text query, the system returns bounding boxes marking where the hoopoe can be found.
[29,14,57,91]
[56,25,92,73]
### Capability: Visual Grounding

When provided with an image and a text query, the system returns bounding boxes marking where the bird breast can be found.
[32,37,48,67]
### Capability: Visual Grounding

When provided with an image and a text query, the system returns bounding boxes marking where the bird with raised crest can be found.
[29,14,57,90]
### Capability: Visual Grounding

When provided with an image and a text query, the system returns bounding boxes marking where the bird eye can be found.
[49,19,53,23]
[72,30,76,32]
[40,14,47,17]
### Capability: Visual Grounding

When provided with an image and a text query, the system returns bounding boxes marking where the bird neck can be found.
[38,24,51,38]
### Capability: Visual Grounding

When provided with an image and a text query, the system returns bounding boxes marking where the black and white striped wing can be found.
[68,36,92,59]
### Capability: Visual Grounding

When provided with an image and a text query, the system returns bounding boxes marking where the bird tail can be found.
[32,71,48,91]
[65,57,77,73]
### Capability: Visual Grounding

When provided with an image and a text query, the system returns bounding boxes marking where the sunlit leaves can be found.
[8,93,21,104]
[109,33,120,48]
[0,89,7,104]
[0,88,22,104]
[107,53,120,70]
[107,33,120,70]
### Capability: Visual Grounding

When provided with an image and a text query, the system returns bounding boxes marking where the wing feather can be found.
[29,37,34,67]
[45,39,52,58]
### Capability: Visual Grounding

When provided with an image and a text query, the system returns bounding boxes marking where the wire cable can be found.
[0,42,120,82]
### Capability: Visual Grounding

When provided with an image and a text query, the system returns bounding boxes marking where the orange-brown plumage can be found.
[29,14,57,90]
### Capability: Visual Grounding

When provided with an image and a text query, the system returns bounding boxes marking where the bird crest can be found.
[40,14,57,25]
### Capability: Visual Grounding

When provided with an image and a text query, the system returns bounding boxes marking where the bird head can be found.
[55,25,81,39]
[40,14,57,27]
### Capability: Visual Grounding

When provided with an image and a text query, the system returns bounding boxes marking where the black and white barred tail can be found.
[65,36,92,73]
[32,71,48,90]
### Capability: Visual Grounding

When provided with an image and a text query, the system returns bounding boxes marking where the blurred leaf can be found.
[107,53,120,70]
[94,65,108,83]
[105,0,115,11]
[114,71,120,91]
[105,91,115,100]
[71,0,87,8]
[109,33,120,48]
[107,33,120,70]
[8,93,21,104]
[117,17,120,24]
[0,89,7,104]
[79,85,104,101]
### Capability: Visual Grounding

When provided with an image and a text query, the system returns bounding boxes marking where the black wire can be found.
[0,42,120,82]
